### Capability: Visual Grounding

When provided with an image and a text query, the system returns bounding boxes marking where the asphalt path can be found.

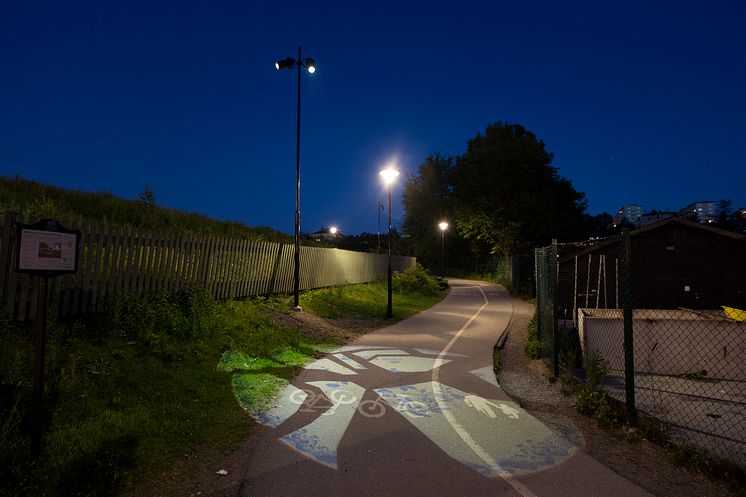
[234,279,654,497]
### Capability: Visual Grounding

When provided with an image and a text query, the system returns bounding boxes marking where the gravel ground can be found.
[497,296,734,497]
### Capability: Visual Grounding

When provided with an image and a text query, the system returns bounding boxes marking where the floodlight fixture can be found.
[275,57,295,71]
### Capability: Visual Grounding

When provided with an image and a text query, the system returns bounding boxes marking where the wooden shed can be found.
[556,218,746,315]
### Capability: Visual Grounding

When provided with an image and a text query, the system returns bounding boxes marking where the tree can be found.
[401,153,463,264]
[582,212,615,238]
[137,185,156,208]
[453,121,587,254]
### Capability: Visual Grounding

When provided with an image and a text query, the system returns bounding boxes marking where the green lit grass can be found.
[232,373,288,413]
[300,277,446,321]
[0,270,447,497]
[218,350,283,372]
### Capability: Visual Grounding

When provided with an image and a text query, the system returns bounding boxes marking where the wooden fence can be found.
[0,214,416,320]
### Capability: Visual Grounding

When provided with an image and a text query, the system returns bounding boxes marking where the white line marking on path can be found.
[431,283,538,497]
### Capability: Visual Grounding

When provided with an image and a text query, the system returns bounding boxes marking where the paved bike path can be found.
[235,279,653,497]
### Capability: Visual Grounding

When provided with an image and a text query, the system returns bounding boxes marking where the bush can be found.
[392,264,441,295]
[576,353,618,428]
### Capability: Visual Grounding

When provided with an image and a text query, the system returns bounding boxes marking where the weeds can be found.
[524,317,542,359]
[0,279,445,497]
[667,443,746,496]
[575,353,618,428]
[300,268,446,320]
[0,289,310,496]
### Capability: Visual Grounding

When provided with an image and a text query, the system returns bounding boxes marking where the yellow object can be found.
[722,306,746,322]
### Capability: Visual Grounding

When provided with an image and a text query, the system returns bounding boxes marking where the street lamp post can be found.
[380,166,399,318]
[275,47,316,310]
[377,202,384,253]
[438,221,448,279]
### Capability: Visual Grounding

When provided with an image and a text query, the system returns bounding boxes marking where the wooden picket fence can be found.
[0,213,416,321]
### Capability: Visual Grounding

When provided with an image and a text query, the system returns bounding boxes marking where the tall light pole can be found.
[275,47,316,310]
[380,165,399,318]
[377,202,384,253]
[439,221,448,279]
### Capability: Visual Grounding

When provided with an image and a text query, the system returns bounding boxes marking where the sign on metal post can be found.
[15,219,80,458]
[16,219,80,275]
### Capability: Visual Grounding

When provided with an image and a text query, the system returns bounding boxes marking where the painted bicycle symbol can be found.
[289,387,427,418]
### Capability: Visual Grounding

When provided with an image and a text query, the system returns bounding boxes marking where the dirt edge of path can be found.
[125,291,735,497]
[496,296,733,497]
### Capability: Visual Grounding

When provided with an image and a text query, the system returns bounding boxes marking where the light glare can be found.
[379,166,399,185]
[439,222,449,231]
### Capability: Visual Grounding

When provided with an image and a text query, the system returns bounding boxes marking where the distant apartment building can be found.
[678,201,717,224]
[613,204,643,227]
[639,211,675,227]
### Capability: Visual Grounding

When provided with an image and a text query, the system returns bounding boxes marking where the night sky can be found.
[2,1,745,236]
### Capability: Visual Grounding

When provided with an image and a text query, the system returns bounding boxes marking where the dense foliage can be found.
[402,122,588,259]
[401,153,467,263]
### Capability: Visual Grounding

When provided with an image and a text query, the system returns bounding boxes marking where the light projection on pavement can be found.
[248,347,580,476]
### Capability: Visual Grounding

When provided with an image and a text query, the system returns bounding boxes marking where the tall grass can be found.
[300,265,447,319]
[0,289,312,497]
[0,174,291,242]
[0,270,447,497]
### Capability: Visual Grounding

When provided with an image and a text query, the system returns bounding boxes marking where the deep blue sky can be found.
[2,1,745,236]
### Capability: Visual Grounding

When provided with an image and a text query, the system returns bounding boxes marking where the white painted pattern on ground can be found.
[431,283,539,497]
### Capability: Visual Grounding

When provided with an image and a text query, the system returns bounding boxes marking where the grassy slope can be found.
[0,273,446,497]
[0,174,292,242]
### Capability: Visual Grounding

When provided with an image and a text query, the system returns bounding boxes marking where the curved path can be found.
[234,279,653,497]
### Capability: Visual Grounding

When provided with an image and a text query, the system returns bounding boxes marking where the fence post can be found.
[534,248,542,343]
[550,239,559,379]
[622,229,637,425]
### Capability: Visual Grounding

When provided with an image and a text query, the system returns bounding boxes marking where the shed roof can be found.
[557,217,746,261]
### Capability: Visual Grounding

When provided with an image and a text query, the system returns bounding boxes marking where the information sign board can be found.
[16,219,81,275]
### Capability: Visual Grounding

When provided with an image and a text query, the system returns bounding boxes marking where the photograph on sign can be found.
[18,229,77,272]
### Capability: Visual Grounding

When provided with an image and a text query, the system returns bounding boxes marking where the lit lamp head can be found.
[330,226,338,235]
[379,166,399,186]
[439,221,449,232]
[304,57,316,73]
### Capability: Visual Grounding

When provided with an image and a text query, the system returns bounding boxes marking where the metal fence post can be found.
[550,239,559,379]
[622,229,637,425]
[534,248,542,342]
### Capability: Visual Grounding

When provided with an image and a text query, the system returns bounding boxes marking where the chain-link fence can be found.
[535,219,746,467]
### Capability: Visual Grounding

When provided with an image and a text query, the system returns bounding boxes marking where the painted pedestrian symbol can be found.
[464,395,520,419]
[246,346,580,476]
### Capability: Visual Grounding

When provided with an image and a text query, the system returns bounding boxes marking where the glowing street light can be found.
[438,221,448,279]
[275,46,316,310]
[330,226,338,235]
[380,165,399,318]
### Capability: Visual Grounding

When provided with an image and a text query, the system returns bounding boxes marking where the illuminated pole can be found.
[380,166,399,318]
[439,221,448,279]
[377,202,384,253]
[275,47,316,309]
